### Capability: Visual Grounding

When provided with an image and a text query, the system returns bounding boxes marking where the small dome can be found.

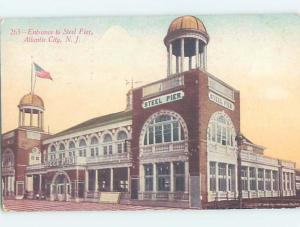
[19,93,44,109]
[167,15,208,36]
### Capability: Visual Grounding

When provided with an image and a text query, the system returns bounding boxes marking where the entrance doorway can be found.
[52,173,71,201]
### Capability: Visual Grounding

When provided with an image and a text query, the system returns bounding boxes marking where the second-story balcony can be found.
[27,163,46,172]
[140,141,188,162]
[46,152,131,168]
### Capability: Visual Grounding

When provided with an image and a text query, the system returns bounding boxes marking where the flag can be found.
[34,63,53,80]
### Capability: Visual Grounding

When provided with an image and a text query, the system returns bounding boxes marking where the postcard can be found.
[1,14,300,211]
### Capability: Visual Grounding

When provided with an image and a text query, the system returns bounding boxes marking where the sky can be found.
[1,14,300,167]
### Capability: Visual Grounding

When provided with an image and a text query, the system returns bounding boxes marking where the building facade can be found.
[1,15,297,209]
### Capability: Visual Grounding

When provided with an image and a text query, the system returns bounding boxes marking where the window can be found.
[209,162,216,192]
[144,164,153,191]
[218,163,227,192]
[272,171,278,191]
[155,125,162,143]
[68,141,75,157]
[58,143,65,160]
[283,172,287,190]
[157,162,170,191]
[174,161,185,192]
[228,164,235,192]
[291,173,295,190]
[208,112,235,147]
[265,170,271,191]
[103,134,113,155]
[29,147,41,165]
[90,136,99,157]
[49,145,56,160]
[117,131,128,153]
[241,166,248,191]
[287,172,290,190]
[143,114,185,145]
[258,168,264,191]
[210,122,216,142]
[249,167,256,191]
[2,149,15,168]
[79,139,87,157]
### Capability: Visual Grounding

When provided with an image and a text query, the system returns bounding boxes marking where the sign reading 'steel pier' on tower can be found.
[142,90,184,109]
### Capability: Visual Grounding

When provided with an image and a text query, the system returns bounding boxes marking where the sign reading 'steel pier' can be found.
[142,91,184,109]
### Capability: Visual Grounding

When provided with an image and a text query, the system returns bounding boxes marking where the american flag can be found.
[34,63,53,80]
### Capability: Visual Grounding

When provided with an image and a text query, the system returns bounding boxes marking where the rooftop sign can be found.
[142,90,184,109]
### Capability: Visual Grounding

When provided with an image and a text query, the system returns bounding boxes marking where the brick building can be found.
[1,15,297,208]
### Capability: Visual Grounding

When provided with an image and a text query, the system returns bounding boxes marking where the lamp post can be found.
[235,133,244,209]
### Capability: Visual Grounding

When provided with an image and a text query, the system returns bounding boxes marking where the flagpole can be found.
[33,64,37,94]
[30,56,33,94]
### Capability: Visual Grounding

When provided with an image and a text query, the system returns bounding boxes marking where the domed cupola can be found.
[164,15,209,76]
[18,93,45,130]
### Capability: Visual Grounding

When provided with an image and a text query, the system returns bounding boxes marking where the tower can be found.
[164,15,209,76]
[18,93,45,131]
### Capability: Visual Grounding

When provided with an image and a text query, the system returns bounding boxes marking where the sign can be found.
[209,92,235,111]
[142,90,184,109]
[208,77,234,101]
[100,192,121,204]
[26,131,41,140]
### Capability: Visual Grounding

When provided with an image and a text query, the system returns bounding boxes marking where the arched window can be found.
[68,141,75,157]
[207,112,236,147]
[103,134,113,155]
[79,139,87,157]
[50,145,56,152]
[143,114,185,146]
[2,149,14,167]
[58,143,65,160]
[49,145,56,160]
[117,131,128,153]
[90,136,99,157]
[29,147,41,165]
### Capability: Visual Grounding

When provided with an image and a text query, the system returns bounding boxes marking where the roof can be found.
[50,110,132,138]
[167,15,208,36]
[19,93,44,109]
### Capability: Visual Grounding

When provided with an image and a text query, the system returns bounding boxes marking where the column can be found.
[39,174,42,193]
[288,173,292,195]
[110,168,114,192]
[84,169,88,197]
[188,56,192,70]
[271,171,274,196]
[30,109,33,126]
[204,45,207,70]
[180,38,184,73]
[176,56,179,73]
[284,172,287,193]
[195,39,199,68]
[153,163,157,192]
[37,111,41,128]
[128,167,131,193]
[18,111,21,126]
[225,164,229,192]
[170,162,174,193]
[263,169,266,197]
[5,177,8,196]
[139,165,145,193]
[216,162,219,199]
[184,161,189,193]
[247,167,250,198]
[95,169,98,192]
[200,49,203,69]
[22,109,25,126]
[168,43,173,76]
[41,112,44,130]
